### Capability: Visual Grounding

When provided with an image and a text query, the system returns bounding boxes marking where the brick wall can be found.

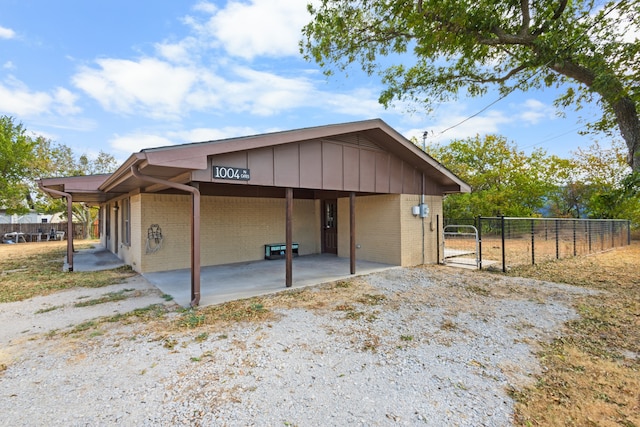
[137,194,319,273]
[399,194,443,265]
[105,192,443,273]
[336,193,443,267]
[337,194,402,265]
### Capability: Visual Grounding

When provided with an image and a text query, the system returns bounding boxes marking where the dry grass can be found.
[446,235,628,269]
[67,277,385,344]
[506,241,640,426]
[3,239,638,425]
[0,241,136,303]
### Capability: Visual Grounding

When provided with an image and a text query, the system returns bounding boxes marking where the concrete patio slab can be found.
[144,254,398,307]
[66,247,126,272]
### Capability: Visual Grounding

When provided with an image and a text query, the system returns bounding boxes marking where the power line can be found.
[429,0,630,139]
[519,124,589,151]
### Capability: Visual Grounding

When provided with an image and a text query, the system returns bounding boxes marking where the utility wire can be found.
[430,0,630,139]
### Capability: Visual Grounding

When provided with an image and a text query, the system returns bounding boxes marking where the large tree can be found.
[0,116,37,214]
[34,143,118,239]
[302,0,640,171]
[425,134,559,217]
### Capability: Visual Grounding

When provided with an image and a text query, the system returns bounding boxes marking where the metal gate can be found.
[443,225,480,269]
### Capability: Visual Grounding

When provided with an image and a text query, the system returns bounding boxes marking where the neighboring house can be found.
[0,210,54,224]
[38,119,470,305]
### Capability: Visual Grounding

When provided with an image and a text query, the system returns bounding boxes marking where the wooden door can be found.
[322,199,337,254]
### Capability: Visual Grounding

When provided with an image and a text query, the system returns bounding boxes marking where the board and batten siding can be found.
[191,137,442,195]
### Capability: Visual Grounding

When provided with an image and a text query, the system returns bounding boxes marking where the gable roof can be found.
[39,119,470,202]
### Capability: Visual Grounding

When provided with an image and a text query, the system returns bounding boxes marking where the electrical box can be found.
[412,205,421,216]
[420,203,429,218]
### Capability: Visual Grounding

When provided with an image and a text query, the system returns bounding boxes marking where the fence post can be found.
[611,221,614,249]
[573,220,577,257]
[477,216,483,270]
[501,216,506,273]
[531,218,535,266]
[588,220,592,253]
[629,220,632,245]
[554,219,560,259]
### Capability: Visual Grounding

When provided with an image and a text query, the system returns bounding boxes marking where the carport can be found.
[38,119,469,307]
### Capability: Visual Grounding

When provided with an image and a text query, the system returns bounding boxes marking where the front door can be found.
[322,199,337,254]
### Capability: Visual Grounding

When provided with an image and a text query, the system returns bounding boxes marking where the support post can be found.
[131,166,201,306]
[191,187,201,304]
[350,192,356,275]
[436,215,440,264]
[285,188,293,287]
[38,183,74,272]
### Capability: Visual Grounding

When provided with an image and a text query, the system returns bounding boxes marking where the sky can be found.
[0,0,629,165]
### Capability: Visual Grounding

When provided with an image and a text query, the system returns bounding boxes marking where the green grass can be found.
[73,289,134,307]
[34,305,64,314]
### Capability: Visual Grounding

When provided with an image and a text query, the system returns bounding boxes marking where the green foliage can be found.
[0,116,36,213]
[426,134,556,217]
[0,115,119,224]
[302,0,640,171]
[428,134,638,226]
[546,140,637,227]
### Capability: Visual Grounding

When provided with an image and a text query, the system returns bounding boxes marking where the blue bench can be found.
[264,243,299,260]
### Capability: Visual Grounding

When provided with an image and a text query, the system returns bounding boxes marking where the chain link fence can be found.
[444,217,631,271]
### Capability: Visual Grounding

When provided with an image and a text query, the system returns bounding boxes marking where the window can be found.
[121,198,130,246]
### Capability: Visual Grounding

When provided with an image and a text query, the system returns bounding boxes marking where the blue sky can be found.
[0,0,625,164]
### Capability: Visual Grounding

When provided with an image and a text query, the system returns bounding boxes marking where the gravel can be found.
[0,267,596,426]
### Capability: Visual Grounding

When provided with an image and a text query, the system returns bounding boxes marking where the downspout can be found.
[421,173,425,265]
[130,166,201,307]
[38,182,74,272]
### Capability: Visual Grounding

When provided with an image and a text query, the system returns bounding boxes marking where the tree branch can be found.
[467,64,529,84]
[479,29,535,45]
[533,0,569,35]
[519,0,531,36]
[549,60,595,87]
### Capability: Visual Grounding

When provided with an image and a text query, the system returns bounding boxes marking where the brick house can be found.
[38,119,469,305]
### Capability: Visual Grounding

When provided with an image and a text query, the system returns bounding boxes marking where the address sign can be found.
[213,165,250,181]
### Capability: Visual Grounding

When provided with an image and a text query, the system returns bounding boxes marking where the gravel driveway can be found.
[0,266,595,426]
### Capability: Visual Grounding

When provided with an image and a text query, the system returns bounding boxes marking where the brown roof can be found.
[38,119,470,202]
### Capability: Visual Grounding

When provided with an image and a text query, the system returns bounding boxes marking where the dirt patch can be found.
[0,274,173,364]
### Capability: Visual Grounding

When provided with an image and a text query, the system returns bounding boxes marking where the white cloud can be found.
[155,37,200,64]
[0,77,81,117]
[0,81,51,116]
[53,87,82,115]
[109,126,259,155]
[318,88,385,116]
[402,97,559,146]
[0,26,16,39]
[192,1,218,14]
[190,0,311,60]
[516,99,556,124]
[71,51,382,120]
[73,58,199,119]
[109,133,175,154]
[403,103,511,145]
[3,61,15,70]
[167,126,259,143]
